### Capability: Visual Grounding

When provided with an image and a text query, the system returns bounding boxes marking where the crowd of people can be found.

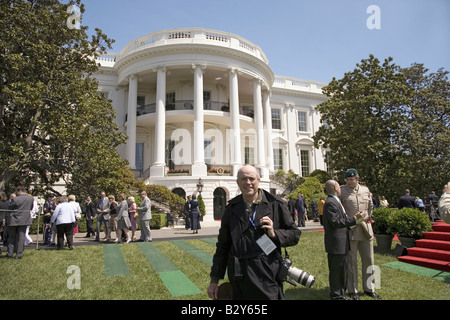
[1,171,449,300]
[0,188,153,258]
[207,166,449,301]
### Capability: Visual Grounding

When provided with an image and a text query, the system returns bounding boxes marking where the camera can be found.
[277,257,315,288]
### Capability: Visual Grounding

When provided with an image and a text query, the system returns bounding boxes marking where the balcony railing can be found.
[96,28,269,68]
[130,100,254,119]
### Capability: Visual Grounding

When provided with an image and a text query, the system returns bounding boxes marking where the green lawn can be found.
[0,231,448,300]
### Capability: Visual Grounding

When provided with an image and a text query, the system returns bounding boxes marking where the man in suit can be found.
[6,186,34,259]
[138,191,152,242]
[84,196,96,238]
[95,191,110,241]
[295,193,307,227]
[43,194,56,245]
[323,180,365,300]
[340,168,381,300]
[398,189,416,209]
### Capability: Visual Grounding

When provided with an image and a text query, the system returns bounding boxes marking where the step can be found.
[398,255,450,272]
[432,223,450,233]
[416,239,450,251]
[424,231,450,241]
[407,247,450,262]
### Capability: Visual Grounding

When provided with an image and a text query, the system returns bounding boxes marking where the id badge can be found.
[256,234,277,255]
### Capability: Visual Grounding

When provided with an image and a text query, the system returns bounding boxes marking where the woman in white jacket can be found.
[51,196,76,250]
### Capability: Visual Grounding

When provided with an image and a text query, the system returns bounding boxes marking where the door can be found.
[213,188,227,220]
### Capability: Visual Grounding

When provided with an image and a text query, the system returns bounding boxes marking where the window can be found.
[244,147,254,165]
[300,150,310,177]
[298,111,307,132]
[135,142,144,172]
[325,152,334,177]
[166,92,175,110]
[203,91,211,109]
[137,96,145,108]
[204,139,212,163]
[272,109,281,130]
[273,148,283,171]
[166,140,175,170]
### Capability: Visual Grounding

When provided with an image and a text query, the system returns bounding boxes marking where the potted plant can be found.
[387,208,432,248]
[371,208,394,251]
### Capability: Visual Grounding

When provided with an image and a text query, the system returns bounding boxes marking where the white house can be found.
[94,28,328,221]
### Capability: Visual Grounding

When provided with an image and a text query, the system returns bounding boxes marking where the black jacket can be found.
[210,189,300,299]
[322,195,356,255]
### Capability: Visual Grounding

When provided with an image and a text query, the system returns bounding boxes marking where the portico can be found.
[95,28,328,222]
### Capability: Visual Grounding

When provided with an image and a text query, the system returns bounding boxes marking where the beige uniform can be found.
[340,184,376,294]
[340,184,374,241]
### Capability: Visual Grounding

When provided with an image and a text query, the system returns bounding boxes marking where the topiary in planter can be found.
[372,208,395,251]
[372,207,394,235]
[387,208,432,239]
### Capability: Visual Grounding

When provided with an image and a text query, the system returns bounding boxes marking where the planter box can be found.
[375,234,394,251]
[398,236,416,248]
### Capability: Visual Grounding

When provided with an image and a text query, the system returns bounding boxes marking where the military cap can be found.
[344,168,358,178]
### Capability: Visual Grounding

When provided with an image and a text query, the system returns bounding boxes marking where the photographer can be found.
[208,165,300,300]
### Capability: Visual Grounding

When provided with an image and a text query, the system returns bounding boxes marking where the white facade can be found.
[94,28,328,221]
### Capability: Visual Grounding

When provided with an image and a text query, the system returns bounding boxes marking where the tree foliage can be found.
[0,0,129,196]
[314,55,449,204]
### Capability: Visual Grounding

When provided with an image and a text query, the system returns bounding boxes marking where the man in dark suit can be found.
[398,189,416,209]
[84,196,96,238]
[95,191,110,241]
[323,180,365,300]
[6,186,34,259]
[295,193,307,227]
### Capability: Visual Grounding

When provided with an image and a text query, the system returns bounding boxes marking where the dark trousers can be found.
[86,219,95,236]
[327,253,348,299]
[56,223,74,250]
[6,225,27,258]
[298,211,305,227]
[95,215,109,240]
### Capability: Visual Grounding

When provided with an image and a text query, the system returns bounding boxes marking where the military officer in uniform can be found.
[340,168,382,300]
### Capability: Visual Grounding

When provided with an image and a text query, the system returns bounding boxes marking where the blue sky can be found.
[80,0,449,84]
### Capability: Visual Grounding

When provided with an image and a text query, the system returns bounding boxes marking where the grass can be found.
[0,231,448,300]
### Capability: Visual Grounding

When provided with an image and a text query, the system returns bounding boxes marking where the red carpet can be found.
[398,221,450,272]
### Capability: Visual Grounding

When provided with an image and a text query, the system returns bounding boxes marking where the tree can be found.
[0,0,128,196]
[288,176,325,203]
[313,55,449,204]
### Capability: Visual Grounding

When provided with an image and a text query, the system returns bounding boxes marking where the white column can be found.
[229,68,241,176]
[126,74,137,169]
[150,66,166,177]
[192,64,207,176]
[263,89,274,172]
[253,79,268,179]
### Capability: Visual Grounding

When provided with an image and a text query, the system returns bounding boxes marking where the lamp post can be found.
[196,178,203,194]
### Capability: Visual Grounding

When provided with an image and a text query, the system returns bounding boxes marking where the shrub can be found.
[371,207,395,234]
[387,208,432,239]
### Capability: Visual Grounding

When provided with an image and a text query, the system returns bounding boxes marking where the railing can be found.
[133,101,254,119]
[273,76,327,94]
[96,28,269,66]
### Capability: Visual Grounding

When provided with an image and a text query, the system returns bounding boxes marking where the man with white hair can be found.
[208,165,300,300]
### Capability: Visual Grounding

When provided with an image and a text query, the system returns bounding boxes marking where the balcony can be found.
[130,101,254,119]
[96,28,269,67]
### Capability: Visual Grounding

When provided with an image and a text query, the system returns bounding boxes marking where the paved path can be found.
[23,220,323,249]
